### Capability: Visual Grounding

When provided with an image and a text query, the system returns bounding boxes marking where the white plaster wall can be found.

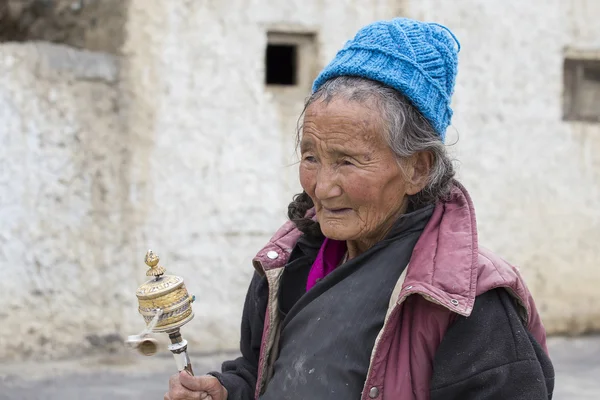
[1,0,598,362]
[0,0,407,362]
[407,0,600,333]
[0,42,133,359]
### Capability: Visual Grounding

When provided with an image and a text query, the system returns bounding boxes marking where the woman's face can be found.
[299,98,425,245]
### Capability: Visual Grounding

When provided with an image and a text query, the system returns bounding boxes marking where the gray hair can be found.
[288,76,456,236]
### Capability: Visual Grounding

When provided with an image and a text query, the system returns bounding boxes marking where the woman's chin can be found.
[320,224,355,241]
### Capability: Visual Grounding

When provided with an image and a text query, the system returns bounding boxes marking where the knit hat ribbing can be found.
[312,18,460,142]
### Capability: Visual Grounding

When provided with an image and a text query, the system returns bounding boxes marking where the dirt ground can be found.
[0,335,598,399]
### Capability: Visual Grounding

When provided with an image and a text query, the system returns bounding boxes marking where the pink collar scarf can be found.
[306,237,348,291]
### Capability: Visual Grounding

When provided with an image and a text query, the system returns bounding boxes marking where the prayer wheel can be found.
[126,250,196,374]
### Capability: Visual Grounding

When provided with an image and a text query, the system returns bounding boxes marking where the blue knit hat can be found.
[312,18,460,142]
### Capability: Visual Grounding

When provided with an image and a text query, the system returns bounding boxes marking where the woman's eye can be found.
[303,155,317,163]
[341,159,355,166]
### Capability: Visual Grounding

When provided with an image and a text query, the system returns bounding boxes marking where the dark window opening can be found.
[563,58,600,122]
[266,44,298,85]
[584,65,600,83]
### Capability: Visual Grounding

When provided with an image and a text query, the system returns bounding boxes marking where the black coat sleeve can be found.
[430,288,555,400]
[209,272,268,400]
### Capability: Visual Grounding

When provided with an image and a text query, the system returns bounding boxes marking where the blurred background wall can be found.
[0,0,598,361]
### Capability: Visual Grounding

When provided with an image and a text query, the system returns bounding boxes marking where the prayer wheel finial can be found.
[144,249,166,277]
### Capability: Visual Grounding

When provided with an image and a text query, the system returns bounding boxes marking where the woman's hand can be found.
[164,371,228,400]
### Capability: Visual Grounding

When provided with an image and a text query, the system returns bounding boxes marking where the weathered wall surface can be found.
[119,0,407,353]
[0,0,407,362]
[0,0,598,361]
[0,0,127,53]
[0,42,133,359]
[407,0,600,333]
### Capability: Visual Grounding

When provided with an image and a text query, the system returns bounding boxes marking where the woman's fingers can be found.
[167,372,204,400]
[166,372,227,400]
[179,372,227,399]
[179,372,217,391]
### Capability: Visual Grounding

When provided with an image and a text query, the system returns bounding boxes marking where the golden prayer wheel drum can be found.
[135,250,195,333]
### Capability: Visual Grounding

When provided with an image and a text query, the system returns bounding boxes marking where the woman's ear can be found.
[405,151,433,195]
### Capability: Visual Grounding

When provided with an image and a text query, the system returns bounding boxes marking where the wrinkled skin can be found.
[300,97,431,259]
[164,371,228,400]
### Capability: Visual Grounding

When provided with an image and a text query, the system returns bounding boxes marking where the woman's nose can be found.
[314,166,342,200]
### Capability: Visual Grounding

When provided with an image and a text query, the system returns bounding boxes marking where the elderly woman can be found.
[166,18,554,400]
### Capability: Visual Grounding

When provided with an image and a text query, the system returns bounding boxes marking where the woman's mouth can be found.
[322,207,352,215]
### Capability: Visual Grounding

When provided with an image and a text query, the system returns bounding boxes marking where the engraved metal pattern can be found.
[136,275,183,298]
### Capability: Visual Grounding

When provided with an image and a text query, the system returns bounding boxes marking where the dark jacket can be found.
[212,182,555,399]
